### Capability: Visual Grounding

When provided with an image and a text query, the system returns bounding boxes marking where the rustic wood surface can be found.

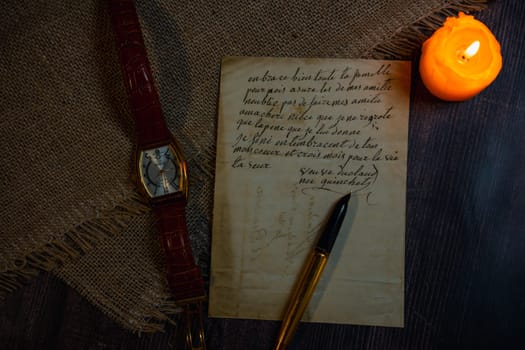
[1,0,524,349]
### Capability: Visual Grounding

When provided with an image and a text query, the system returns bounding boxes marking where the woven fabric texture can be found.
[0,0,487,332]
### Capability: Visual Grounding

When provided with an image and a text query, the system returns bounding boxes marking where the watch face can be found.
[138,145,181,198]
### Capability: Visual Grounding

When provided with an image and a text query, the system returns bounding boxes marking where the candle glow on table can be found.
[419,12,502,101]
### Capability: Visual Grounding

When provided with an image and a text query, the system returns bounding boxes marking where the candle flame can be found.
[465,40,480,59]
[457,40,480,63]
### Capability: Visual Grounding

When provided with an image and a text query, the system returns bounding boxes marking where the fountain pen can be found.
[274,193,351,350]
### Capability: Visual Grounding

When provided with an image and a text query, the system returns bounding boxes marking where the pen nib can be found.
[340,193,351,205]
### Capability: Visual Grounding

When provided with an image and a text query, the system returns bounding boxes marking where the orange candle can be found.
[419,12,502,101]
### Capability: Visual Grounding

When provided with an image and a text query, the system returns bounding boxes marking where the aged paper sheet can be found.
[209,57,410,327]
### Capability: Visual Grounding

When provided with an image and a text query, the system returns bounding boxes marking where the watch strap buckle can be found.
[175,300,206,350]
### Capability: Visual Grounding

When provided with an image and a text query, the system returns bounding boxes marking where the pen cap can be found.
[316,193,351,254]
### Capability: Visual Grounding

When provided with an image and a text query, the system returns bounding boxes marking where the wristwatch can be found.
[108,0,205,304]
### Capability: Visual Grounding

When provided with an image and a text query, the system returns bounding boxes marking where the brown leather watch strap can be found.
[154,200,206,302]
[109,0,206,304]
[108,0,171,148]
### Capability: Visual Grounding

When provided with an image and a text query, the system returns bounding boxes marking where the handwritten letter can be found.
[210,57,410,327]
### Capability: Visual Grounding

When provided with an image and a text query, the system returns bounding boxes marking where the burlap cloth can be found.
[1,0,487,333]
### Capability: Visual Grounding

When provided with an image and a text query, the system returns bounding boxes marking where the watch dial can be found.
[139,145,180,198]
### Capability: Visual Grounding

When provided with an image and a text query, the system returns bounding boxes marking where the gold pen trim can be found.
[274,250,328,350]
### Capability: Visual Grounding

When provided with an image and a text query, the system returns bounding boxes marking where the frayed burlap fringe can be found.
[59,269,183,333]
[59,280,184,334]
[363,0,489,59]
[53,211,188,333]
[0,191,150,299]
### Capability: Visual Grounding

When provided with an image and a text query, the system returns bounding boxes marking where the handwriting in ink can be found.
[230,63,402,197]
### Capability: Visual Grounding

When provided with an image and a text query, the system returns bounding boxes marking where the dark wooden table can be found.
[2,1,524,349]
